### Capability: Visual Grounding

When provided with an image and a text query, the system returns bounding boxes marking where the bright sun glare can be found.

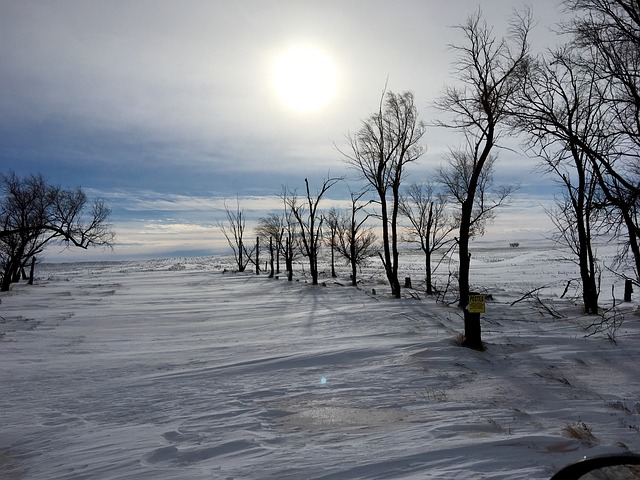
[272,45,337,112]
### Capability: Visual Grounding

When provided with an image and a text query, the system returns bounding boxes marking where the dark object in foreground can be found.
[624,279,633,302]
[463,310,483,350]
[551,453,640,479]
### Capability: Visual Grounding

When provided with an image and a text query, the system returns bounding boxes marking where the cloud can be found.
[4,1,566,261]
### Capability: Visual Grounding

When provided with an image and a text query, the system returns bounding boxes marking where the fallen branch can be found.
[512,285,564,319]
[511,286,548,306]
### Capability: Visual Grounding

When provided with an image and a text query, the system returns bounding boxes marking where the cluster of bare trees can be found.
[0,172,115,291]
[217,85,517,350]
[507,0,640,316]
[342,91,427,298]
[221,177,379,287]
[218,1,639,350]
[218,91,439,293]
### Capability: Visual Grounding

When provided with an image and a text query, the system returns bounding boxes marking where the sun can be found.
[272,45,337,112]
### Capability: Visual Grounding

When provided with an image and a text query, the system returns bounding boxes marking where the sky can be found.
[0,0,568,261]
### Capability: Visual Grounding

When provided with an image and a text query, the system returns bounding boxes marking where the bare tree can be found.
[256,212,284,274]
[400,182,456,294]
[283,177,340,285]
[341,90,426,298]
[278,189,301,282]
[324,207,341,278]
[565,0,640,164]
[434,8,531,349]
[335,190,378,286]
[217,197,254,272]
[562,0,640,281]
[510,48,607,313]
[0,172,114,291]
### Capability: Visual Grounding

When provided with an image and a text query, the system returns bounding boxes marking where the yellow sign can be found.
[468,295,485,313]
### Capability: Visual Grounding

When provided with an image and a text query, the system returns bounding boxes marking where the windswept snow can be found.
[0,241,639,479]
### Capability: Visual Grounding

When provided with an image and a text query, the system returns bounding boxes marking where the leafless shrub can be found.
[452,332,466,347]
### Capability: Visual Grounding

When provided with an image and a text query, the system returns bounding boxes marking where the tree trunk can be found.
[350,231,358,286]
[1,254,22,291]
[391,185,401,298]
[330,238,337,278]
[458,197,477,346]
[238,239,245,272]
[378,190,400,297]
[268,237,274,278]
[458,201,473,308]
[286,237,293,282]
[425,248,433,295]
[28,257,36,285]
[463,310,483,350]
[1,269,11,291]
[311,252,318,285]
[624,279,633,302]
[623,214,640,282]
[580,249,599,314]
[255,236,260,275]
[572,176,599,315]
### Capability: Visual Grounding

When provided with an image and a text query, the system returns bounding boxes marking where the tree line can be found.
[219,1,640,350]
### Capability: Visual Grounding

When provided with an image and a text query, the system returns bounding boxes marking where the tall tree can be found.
[435,8,531,349]
[400,182,455,295]
[283,177,339,285]
[341,90,426,298]
[511,48,607,313]
[563,0,640,281]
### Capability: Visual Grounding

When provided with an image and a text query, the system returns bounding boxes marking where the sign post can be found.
[464,294,485,350]
[468,294,486,314]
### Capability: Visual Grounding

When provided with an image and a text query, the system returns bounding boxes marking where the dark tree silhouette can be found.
[511,48,607,313]
[0,172,114,291]
[256,212,285,275]
[335,189,378,287]
[217,197,254,272]
[400,182,456,295]
[562,0,640,282]
[434,8,531,349]
[341,90,426,298]
[324,207,341,278]
[283,177,340,285]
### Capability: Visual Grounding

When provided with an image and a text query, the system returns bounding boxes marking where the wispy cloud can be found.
[5,1,565,261]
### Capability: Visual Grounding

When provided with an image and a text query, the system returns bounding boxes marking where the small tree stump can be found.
[624,279,633,302]
[463,310,484,351]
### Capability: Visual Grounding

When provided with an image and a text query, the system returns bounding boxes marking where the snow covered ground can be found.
[1,239,639,479]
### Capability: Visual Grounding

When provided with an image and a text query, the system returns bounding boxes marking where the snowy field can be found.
[1,239,639,479]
